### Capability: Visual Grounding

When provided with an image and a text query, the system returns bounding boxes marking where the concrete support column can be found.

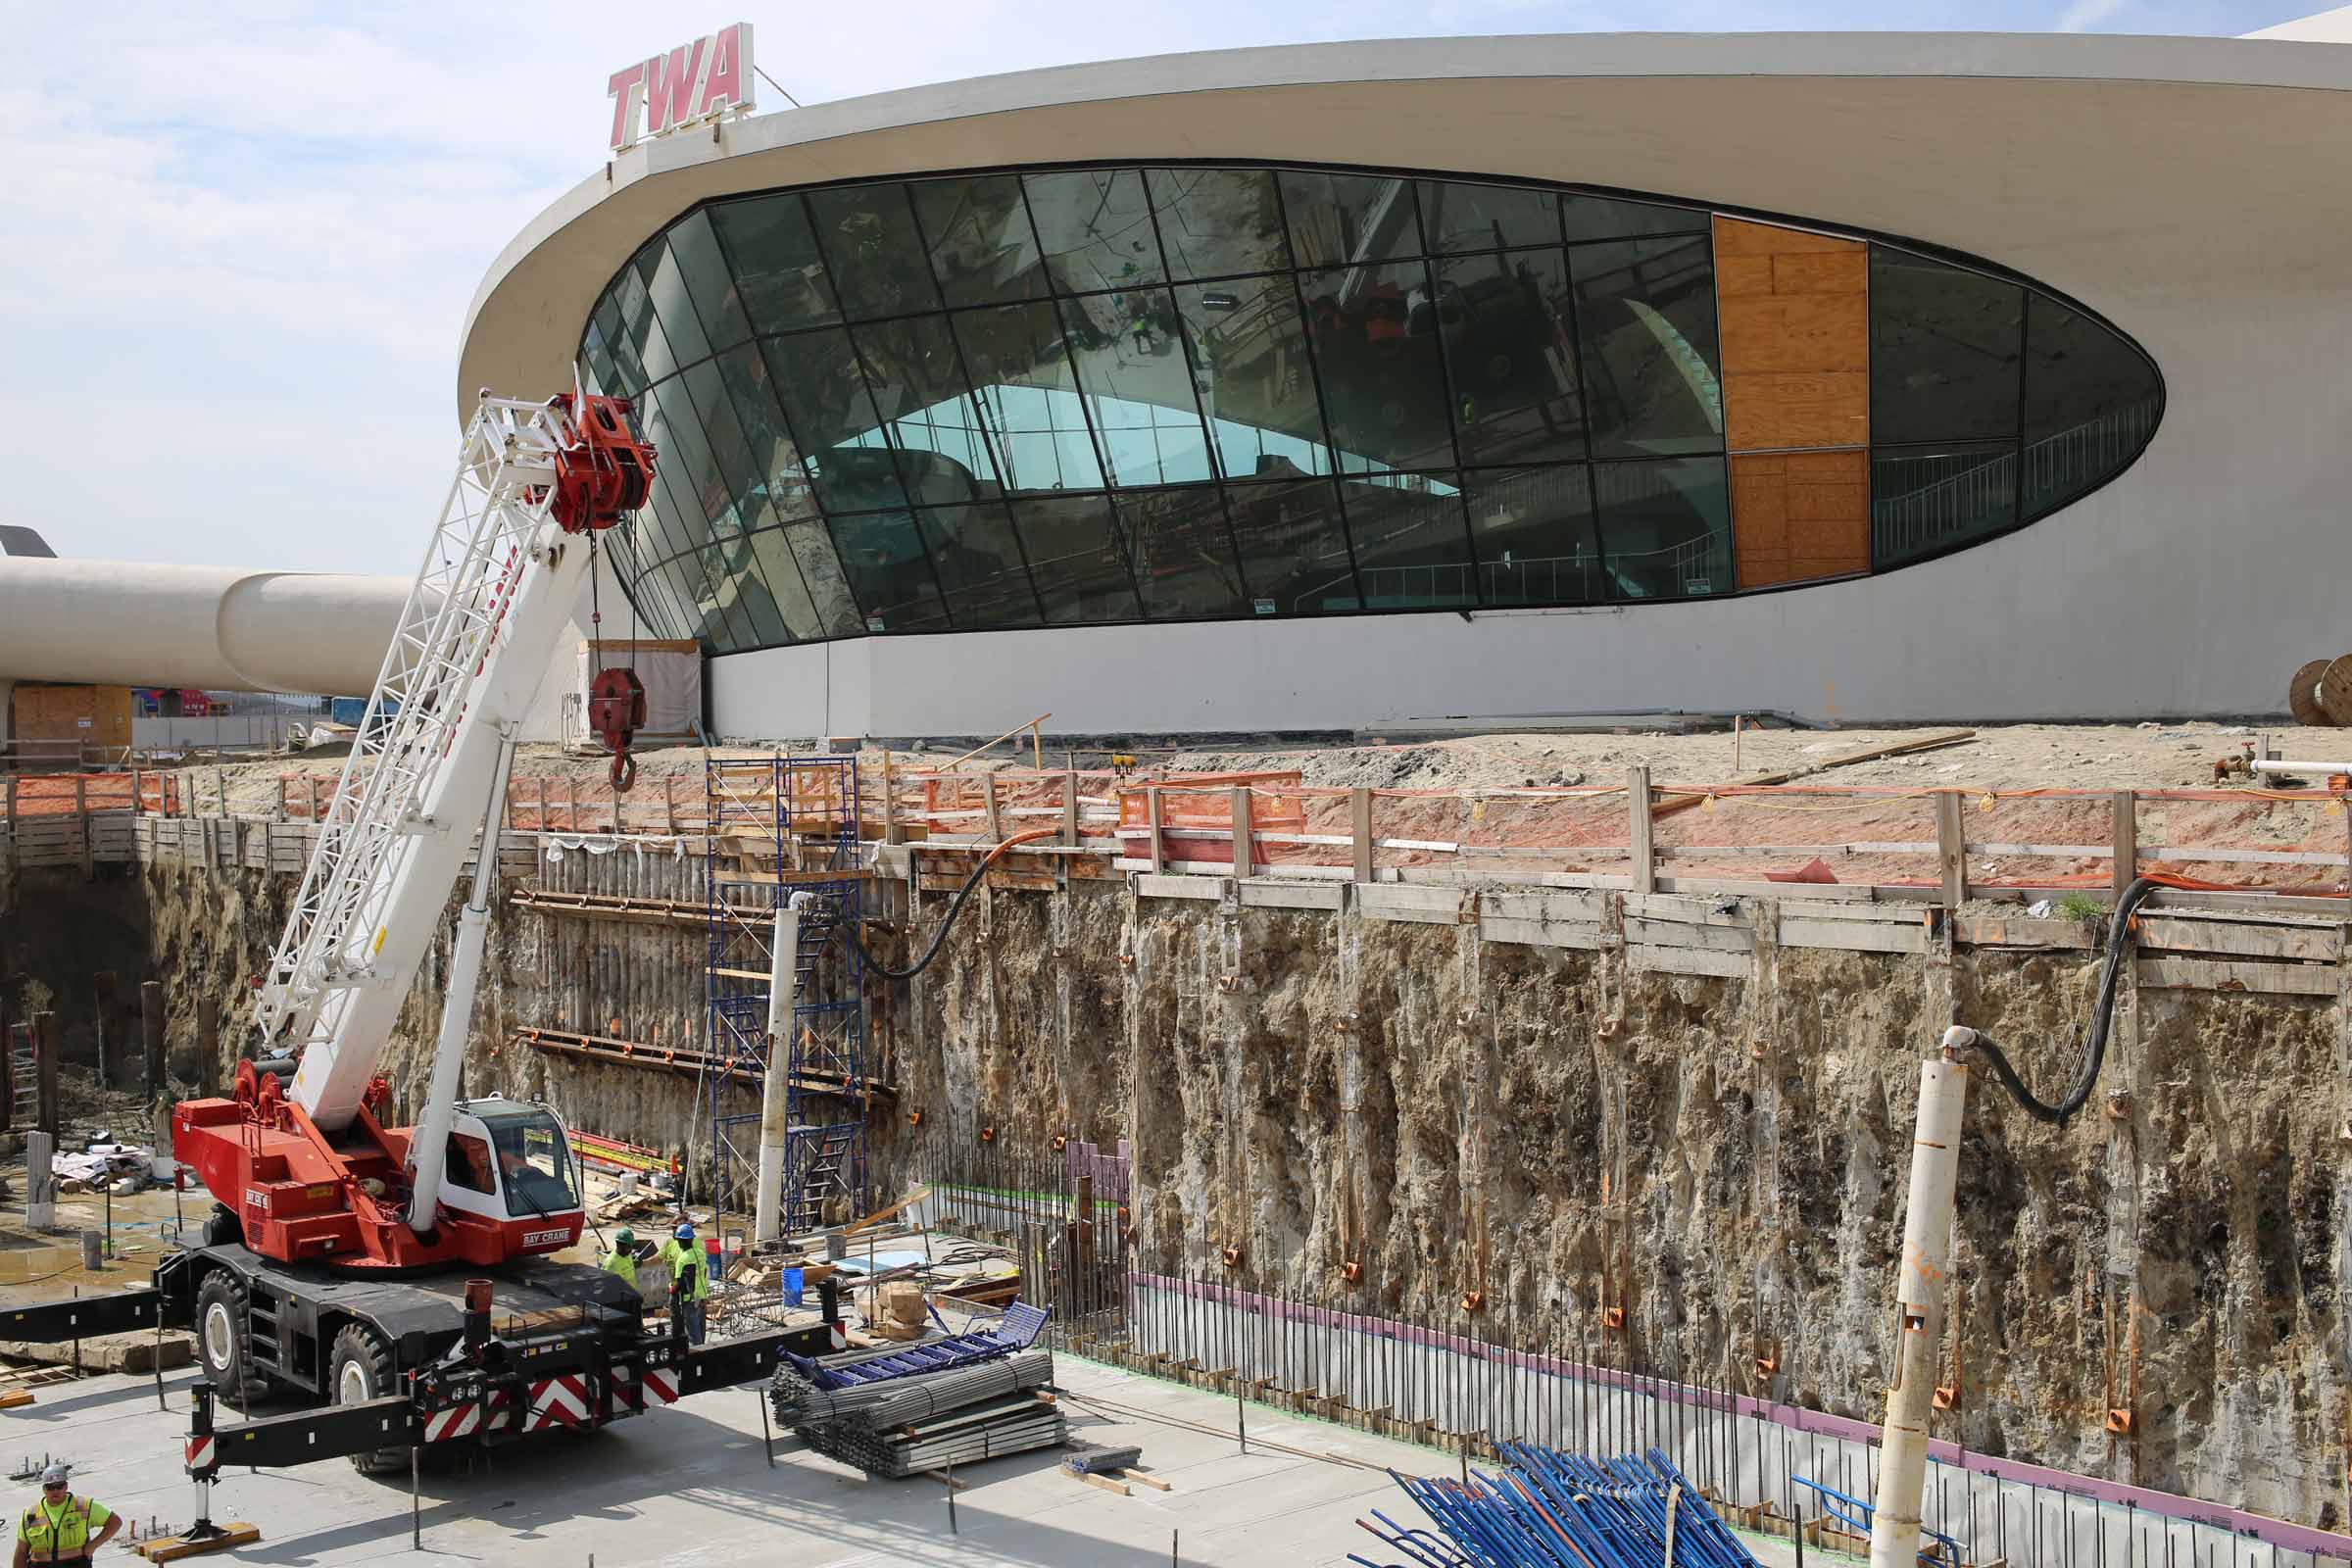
[1868,1050,1971,1568]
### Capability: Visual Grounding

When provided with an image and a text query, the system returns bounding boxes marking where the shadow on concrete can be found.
[234,1396,1176,1568]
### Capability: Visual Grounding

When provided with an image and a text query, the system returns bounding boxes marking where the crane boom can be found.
[257,394,639,1133]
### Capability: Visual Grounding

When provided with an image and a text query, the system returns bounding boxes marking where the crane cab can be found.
[434,1099,586,1256]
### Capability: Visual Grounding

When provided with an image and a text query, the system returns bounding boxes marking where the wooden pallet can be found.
[132,1524,261,1562]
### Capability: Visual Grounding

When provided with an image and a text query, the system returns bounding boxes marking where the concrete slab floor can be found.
[0,1352,1592,1568]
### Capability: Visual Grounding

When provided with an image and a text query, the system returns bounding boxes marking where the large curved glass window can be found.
[1869,248,2158,567]
[584,163,2158,651]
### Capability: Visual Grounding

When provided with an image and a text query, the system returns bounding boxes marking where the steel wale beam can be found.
[1124,1272,2352,1560]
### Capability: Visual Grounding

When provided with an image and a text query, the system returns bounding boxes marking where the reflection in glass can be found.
[852,316,996,496]
[1340,471,1476,608]
[638,236,711,377]
[664,209,753,354]
[1460,466,1604,606]
[708,534,791,646]
[1173,275,1332,480]
[1873,441,2018,567]
[1225,477,1356,613]
[1012,494,1142,622]
[757,329,902,514]
[1574,236,1723,459]
[1117,486,1246,618]
[912,176,1045,307]
[1025,169,1165,295]
[1148,169,1291,280]
[914,504,1040,627]
[607,264,666,393]
[1417,181,1559,254]
[709,193,840,334]
[826,509,948,631]
[807,184,941,321]
[2022,298,2160,518]
[1279,172,1420,268]
[1058,293,1213,485]
[744,526,823,642]
[951,302,1105,491]
[1871,251,2022,445]
[583,161,2159,651]
[1436,247,1585,466]
[1560,194,1710,243]
[1298,260,1452,473]
[1594,458,1730,598]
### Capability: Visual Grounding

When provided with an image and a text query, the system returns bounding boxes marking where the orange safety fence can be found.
[1113,773,1307,868]
[0,773,140,816]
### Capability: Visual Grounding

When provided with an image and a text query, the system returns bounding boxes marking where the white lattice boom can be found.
[258,396,598,1132]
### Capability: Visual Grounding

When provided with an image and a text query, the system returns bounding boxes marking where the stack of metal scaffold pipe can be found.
[1355,1448,1762,1568]
[773,1348,1064,1479]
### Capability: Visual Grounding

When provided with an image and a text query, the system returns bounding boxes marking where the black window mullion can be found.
[720,195,881,630]
[1254,172,1362,612]
[1411,251,1488,606]
[1545,203,1608,601]
[799,200,954,632]
[1015,176,1123,504]
[2014,291,2034,529]
[899,198,1049,625]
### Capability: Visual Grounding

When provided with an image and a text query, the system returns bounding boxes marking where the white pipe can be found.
[0,558,409,695]
[2252,758,2352,776]
[753,892,812,1246]
[406,733,521,1232]
[1867,1032,1972,1568]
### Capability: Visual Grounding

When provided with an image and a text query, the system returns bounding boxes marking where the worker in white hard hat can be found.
[14,1464,119,1568]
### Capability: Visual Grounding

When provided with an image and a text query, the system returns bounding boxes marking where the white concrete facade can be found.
[466,33,2352,736]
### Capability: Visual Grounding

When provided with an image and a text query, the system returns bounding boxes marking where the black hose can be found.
[834,845,1006,980]
[1954,876,2161,1125]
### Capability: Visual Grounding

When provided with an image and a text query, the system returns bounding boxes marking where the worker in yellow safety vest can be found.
[658,1220,710,1345]
[15,1465,119,1568]
[602,1228,639,1285]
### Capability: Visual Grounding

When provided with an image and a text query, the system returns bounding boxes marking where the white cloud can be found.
[2057,0,2132,28]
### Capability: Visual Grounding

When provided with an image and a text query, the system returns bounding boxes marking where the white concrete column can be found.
[1868,1044,1970,1568]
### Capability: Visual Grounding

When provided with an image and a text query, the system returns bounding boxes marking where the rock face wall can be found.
[887,879,2352,1528]
[110,857,2352,1526]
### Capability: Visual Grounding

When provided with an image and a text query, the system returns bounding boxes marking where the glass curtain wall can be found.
[580,164,2156,651]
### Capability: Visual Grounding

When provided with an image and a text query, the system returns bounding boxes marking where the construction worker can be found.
[602,1228,638,1286]
[15,1464,119,1568]
[659,1220,710,1345]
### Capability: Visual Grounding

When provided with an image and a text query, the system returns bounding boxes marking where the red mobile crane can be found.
[1,392,841,1496]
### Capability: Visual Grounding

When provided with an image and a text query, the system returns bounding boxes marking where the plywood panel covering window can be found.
[1716,217,1869,587]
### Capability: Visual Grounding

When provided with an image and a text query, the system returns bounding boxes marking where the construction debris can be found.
[1369,1447,1751,1568]
[770,1303,1065,1479]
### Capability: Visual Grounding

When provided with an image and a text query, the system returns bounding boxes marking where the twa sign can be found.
[607,24,755,152]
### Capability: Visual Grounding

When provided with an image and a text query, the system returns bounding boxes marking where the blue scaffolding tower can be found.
[704,755,868,1231]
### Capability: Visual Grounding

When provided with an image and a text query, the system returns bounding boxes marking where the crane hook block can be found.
[546,394,657,534]
[588,665,647,793]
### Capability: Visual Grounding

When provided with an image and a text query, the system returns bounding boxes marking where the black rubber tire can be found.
[328,1323,411,1477]
[193,1271,266,1410]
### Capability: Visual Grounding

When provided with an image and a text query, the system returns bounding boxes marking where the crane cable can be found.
[1949,875,2162,1125]
[835,827,1060,980]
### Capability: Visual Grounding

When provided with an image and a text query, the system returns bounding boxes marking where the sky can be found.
[2,0,2314,578]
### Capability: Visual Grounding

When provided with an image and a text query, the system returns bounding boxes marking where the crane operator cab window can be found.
[466,1102,580,1217]
[445,1133,496,1194]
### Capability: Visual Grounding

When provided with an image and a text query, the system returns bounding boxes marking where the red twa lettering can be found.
[644,36,710,136]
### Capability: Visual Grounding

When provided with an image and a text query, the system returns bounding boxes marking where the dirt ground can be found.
[169,718,2324,806]
[146,718,2352,894]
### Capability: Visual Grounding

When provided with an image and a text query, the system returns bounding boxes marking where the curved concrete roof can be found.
[461,30,2352,419]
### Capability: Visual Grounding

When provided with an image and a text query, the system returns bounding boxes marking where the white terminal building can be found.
[15,18,2352,740]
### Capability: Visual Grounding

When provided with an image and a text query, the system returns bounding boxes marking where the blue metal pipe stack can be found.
[1352,1448,1763,1568]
